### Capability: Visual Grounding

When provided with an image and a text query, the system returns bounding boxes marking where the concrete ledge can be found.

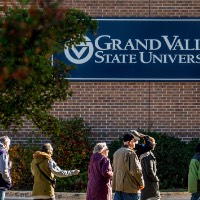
[5,191,190,200]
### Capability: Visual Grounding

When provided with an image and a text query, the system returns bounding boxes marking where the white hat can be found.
[93,142,108,153]
[129,130,141,141]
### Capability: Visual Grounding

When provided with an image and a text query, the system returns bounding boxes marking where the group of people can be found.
[0,136,80,200]
[0,133,199,200]
[86,130,160,200]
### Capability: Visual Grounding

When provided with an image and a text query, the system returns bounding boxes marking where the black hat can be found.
[123,132,140,142]
[195,143,200,152]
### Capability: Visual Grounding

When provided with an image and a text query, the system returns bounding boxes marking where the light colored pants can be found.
[147,198,161,200]
[0,189,5,200]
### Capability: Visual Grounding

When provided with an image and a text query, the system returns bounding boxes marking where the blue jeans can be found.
[0,189,5,200]
[191,193,200,200]
[114,191,140,200]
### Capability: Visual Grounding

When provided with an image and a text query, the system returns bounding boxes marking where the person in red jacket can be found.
[86,142,113,200]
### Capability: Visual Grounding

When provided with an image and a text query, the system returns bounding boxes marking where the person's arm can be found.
[126,152,144,188]
[48,159,80,178]
[99,157,113,178]
[30,162,34,176]
[0,152,11,184]
[135,135,153,157]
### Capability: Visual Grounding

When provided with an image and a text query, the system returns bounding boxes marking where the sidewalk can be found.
[5,191,191,200]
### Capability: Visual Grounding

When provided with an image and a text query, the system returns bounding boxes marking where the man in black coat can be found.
[129,130,153,157]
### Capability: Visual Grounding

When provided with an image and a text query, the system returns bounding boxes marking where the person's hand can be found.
[138,185,144,190]
[74,169,80,175]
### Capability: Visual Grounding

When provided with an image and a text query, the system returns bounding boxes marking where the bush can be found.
[9,139,38,190]
[9,117,94,192]
[51,117,94,192]
[108,131,199,190]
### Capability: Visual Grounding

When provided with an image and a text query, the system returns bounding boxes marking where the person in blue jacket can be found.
[0,136,12,200]
[188,143,200,200]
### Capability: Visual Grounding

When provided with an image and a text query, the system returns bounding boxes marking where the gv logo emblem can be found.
[64,36,94,64]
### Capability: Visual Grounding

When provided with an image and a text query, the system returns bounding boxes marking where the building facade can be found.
[1,0,200,144]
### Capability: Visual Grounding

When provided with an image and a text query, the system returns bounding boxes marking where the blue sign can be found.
[54,18,200,81]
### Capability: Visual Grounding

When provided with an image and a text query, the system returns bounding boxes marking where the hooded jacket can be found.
[188,152,200,193]
[31,151,78,199]
[86,152,113,200]
[0,142,12,189]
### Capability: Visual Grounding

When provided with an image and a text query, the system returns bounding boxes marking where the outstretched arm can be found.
[49,159,80,178]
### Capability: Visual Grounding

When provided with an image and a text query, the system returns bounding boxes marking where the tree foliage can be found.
[0,0,97,134]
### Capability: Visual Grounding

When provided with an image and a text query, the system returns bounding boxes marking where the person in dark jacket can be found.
[140,137,161,200]
[129,130,153,157]
[188,143,200,200]
[86,142,113,200]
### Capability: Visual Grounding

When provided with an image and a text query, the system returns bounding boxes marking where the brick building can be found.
[1,0,200,144]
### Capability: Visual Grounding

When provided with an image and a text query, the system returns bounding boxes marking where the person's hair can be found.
[195,143,200,152]
[93,142,108,153]
[149,137,155,144]
[0,136,10,147]
[41,143,53,154]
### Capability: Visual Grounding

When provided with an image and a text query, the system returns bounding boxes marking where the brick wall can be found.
[51,82,200,143]
[0,0,200,144]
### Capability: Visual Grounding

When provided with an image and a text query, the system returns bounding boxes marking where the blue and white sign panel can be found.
[54,18,200,81]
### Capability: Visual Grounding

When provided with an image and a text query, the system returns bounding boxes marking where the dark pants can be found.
[33,198,55,200]
[114,191,140,200]
[191,192,200,200]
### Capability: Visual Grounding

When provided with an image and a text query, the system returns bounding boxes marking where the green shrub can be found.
[108,131,199,190]
[9,117,94,192]
[9,139,38,190]
[51,117,94,192]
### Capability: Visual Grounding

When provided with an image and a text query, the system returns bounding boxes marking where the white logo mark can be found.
[64,36,94,64]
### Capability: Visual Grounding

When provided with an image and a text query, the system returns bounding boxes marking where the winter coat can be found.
[140,151,160,200]
[31,151,78,199]
[188,152,200,193]
[0,143,12,190]
[135,136,153,157]
[86,152,113,200]
[112,146,144,194]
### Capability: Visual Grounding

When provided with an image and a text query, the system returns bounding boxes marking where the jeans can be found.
[0,189,5,200]
[114,191,140,200]
[33,198,55,200]
[191,192,200,200]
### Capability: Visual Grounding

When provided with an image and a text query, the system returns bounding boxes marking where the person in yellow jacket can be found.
[112,132,144,200]
[188,143,200,200]
[31,143,80,200]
